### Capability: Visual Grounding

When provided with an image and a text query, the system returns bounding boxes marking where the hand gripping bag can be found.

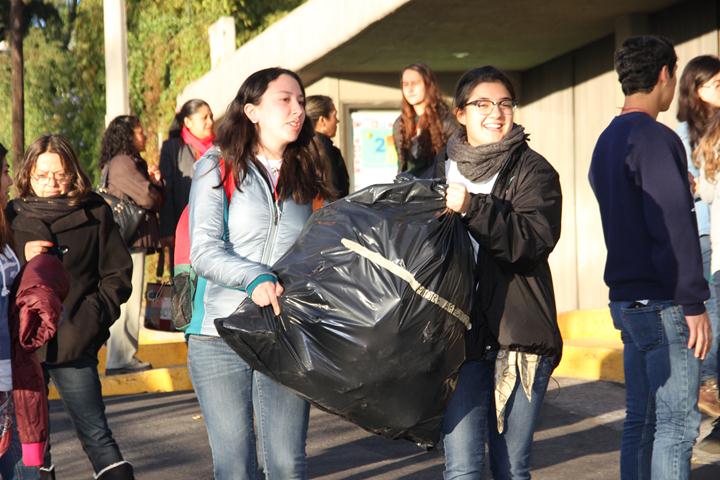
[215,178,475,445]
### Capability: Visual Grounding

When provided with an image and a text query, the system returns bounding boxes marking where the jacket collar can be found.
[11,207,91,236]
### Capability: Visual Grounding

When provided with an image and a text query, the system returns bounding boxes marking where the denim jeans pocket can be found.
[620,304,667,351]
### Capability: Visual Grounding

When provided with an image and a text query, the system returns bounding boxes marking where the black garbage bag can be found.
[215,178,475,445]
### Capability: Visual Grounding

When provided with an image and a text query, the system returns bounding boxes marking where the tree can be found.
[1,0,64,163]
[125,0,304,163]
[0,0,304,179]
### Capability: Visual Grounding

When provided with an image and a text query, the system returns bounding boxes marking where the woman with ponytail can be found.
[158,99,215,253]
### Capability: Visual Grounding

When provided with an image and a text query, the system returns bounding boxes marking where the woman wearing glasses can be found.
[427,66,562,479]
[7,135,134,479]
[394,63,457,176]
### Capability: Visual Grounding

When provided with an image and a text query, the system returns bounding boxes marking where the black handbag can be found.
[96,167,146,244]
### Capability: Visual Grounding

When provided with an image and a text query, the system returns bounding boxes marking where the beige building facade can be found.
[180,0,719,314]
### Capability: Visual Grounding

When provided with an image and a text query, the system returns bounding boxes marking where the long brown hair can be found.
[0,149,13,250]
[677,55,720,161]
[15,134,92,205]
[697,111,720,182]
[399,63,449,170]
[215,67,332,204]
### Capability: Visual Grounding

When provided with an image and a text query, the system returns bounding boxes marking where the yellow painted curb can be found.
[48,366,192,400]
[555,339,624,383]
[46,309,630,401]
[555,308,624,382]
[557,308,620,341]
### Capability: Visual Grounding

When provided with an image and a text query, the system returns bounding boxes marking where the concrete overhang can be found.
[178,0,682,113]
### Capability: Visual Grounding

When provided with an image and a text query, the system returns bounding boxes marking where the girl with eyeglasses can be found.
[394,63,458,176]
[7,134,134,479]
[676,56,720,451]
[423,66,562,479]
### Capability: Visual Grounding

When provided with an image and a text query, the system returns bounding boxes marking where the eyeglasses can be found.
[31,171,73,183]
[464,99,516,115]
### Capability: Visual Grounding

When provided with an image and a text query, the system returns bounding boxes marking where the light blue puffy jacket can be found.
[188,147,312,336]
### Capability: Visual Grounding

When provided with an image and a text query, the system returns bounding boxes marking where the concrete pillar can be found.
[208,17,236,69]
[104,0,130,127]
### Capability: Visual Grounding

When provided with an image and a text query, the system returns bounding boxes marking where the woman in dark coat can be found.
[433,66,562,479]
[158,99,215,256]
[305,95,350,198]
[99,115,163,375]
[8,134,134,480]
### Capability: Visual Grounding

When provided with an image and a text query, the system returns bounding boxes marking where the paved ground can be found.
[47,377,720,479]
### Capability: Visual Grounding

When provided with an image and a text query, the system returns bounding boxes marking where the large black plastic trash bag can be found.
[215,177,475,445]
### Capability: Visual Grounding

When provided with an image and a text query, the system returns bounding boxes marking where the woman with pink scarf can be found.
[158,99,215,266]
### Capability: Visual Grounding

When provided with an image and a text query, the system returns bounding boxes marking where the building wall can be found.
[307,0,720,313]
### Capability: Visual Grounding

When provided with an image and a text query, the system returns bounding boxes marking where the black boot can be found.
[95,461,135,480]
[39,465,55,480]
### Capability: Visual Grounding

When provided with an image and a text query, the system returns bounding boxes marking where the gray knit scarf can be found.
[447,124,528,182]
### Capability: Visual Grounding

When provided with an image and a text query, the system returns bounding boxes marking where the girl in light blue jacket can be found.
[187,67,332,480]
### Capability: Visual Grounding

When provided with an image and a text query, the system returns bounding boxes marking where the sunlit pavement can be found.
[48,377,720,479]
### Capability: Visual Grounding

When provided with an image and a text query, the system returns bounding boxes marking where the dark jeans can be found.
[43,352,125,475]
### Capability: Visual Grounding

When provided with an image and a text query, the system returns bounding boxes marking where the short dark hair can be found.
[15,134,92,203]
[453,66,517,110]
[614,35,677,95]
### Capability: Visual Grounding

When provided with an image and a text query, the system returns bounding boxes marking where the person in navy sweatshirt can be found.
[589,35,713,480]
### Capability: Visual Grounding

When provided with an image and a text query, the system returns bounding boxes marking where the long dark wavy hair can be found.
[215,67,332,204]
[399,63,449,171]
[15,134,92,205]
[99,115,142,170]
[677,55,720,159]
[168,98,212,139]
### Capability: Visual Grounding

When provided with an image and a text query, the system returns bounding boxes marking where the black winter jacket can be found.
[314,133,350,198]
[425,141,563,364]
[158,137,195,238]
[7,193,132,364]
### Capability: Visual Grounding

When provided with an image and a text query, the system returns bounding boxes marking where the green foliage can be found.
[0,0,304,181]
[0,0,100,175]
[126,0,303,163]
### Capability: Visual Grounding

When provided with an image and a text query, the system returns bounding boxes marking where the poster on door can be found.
[350,110,399,191]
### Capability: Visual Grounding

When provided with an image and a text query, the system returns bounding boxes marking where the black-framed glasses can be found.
[464,99,516,115]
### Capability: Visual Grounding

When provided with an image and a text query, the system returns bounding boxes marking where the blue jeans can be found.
[699,235,719,382]
[43,353,125,475]
[188,335,309,480]
[441,354,554,480]
[609,301,701,480]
